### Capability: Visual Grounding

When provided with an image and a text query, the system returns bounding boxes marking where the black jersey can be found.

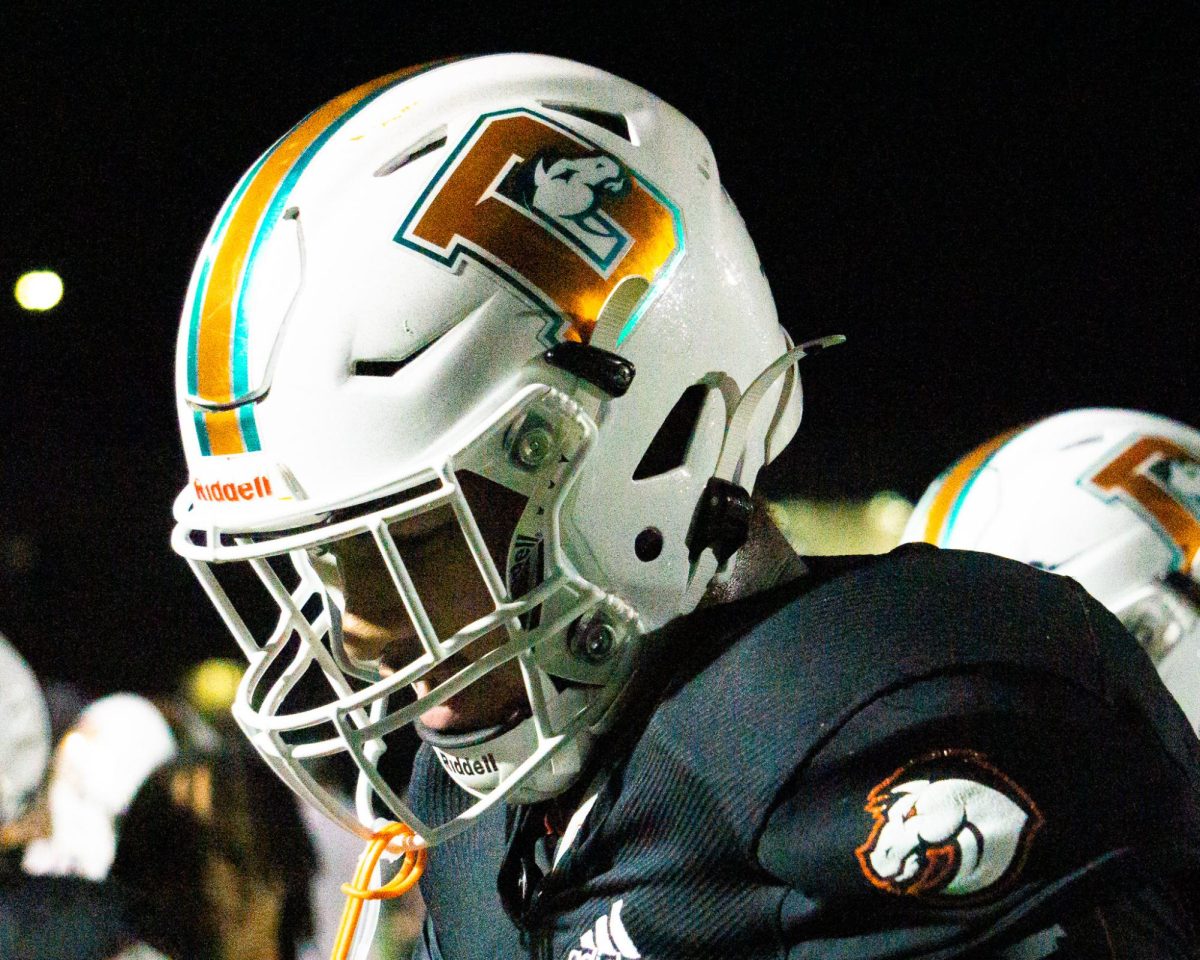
[409,545,1200,959]
[0,872,142,960]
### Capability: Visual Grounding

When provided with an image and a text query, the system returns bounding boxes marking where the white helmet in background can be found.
[170,55,811,849]
[904,408,1200,730]
[0,634,50,828]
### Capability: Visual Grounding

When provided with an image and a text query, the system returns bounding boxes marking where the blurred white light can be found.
[14,271,64,311]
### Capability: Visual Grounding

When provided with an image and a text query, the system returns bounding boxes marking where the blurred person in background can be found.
[22,691,178,881]
[175,657,422,960]
[111,734,317,960]
[0,632,51,853]
[0,633,168,960]
[904,408,1200,734]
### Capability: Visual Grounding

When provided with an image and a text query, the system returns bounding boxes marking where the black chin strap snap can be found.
[687,477,753,566]
[543,342,635,398]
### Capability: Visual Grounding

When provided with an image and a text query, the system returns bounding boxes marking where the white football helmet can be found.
[170,54,811,852]
[0,633,50,828]
[903,408,1200,731]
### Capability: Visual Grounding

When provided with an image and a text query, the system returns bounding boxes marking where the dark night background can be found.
[1,4,1196,696]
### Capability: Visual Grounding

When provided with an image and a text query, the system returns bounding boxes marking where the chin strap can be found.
[681,334,846,611]
[331,821,427,960]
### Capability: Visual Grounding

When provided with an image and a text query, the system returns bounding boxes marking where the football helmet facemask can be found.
[903,408,1200,731]
[171,54,809,850]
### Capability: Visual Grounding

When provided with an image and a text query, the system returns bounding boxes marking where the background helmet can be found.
[171,54,804,848]
[903,408,1200,731]
[0,633,50,828]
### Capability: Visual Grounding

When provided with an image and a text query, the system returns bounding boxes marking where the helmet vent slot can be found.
[352,336,441,378]
[633,384,707,481]
[353,359,408,377]
[373,128,448,177]
[539,102,632,143]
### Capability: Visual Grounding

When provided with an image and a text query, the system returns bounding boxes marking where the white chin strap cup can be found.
[681,334,846,611]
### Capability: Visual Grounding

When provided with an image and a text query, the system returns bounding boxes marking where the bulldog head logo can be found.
[512,149,632,267]
[856,750,1043,900]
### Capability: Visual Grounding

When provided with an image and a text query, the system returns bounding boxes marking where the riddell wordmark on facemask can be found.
[436,751,499,777]
[192,475,274,503]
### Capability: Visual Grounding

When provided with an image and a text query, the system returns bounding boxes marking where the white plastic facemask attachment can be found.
[417,681,591,803]
[1113,576,1200,665]
[680,334,846,611]
[1112,573,1200,733]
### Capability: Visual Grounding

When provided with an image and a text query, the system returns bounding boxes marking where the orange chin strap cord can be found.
[331,821,428,960]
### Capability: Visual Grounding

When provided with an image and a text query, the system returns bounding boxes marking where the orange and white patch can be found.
[856,750,1043,900]
[395,108,683,347]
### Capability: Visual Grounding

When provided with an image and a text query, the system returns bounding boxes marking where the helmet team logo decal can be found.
[520,151,631,268]
[1085,435,1200,572]
[396,108,683,346]
[1151,457,1200,515]
[856,750,1043,900]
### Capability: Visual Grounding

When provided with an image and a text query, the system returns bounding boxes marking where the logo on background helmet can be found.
[855,750,1043,900]
[1148,457,1200,517]
[1084,436,1200,573]
[395,108,683,346]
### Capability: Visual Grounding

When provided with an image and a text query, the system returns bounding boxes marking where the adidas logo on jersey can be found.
[567,899,640,960]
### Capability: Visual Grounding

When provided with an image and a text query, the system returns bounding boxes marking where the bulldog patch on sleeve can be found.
[855,749,1044,901]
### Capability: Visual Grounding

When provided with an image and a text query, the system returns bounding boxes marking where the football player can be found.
[0,633,51,860]
[0,635,169,960]
[904,407,1200,734]
[170,56,1200,958]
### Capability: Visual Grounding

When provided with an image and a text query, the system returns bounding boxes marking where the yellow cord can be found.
[331,821,427,960]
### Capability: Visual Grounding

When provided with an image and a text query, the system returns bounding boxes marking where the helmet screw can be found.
[570,616,617,664]
[514,426,554,469]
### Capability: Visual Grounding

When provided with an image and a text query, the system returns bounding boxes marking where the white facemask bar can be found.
[175,384,634,850]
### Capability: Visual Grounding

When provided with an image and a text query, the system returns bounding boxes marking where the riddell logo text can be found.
[194,476,273,503]
[438,751,499,778]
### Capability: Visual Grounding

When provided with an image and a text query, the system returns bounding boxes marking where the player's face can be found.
[331,481,529,734]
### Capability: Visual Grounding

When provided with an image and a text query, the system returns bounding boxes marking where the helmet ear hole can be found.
[632,384,708,481]
[635,527,664,562]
